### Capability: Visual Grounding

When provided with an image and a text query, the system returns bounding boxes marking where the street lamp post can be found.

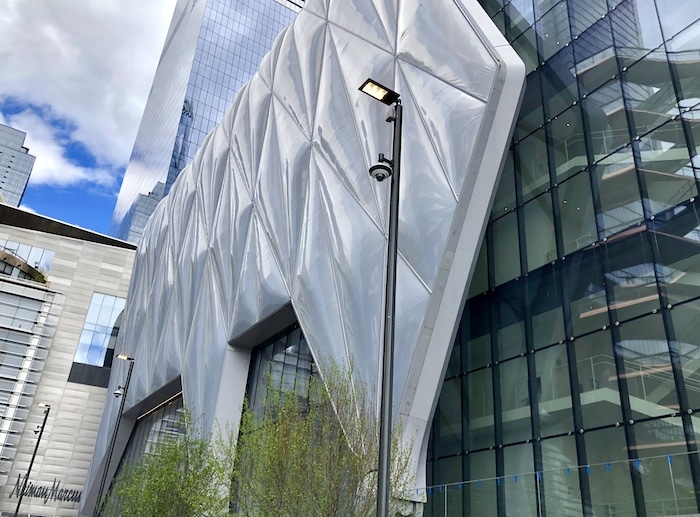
[359,77,403,517]
[93,354,134,517]
[13,403,50,517]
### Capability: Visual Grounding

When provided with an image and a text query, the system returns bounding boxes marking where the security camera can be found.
[369,163,392,182]
[114,386,124,398]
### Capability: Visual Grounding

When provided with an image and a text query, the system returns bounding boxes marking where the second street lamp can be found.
[359,77,403,517]
[13,403,50,517]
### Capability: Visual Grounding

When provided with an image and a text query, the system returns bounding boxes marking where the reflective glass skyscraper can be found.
[111,0,302,243]
[427,1,700,515]
[0,122,35,207]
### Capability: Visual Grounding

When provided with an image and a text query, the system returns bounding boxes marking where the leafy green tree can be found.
[103,413,236,517]
[232,363,414,517]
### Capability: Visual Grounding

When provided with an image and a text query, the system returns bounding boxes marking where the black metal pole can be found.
[376,99,402,517]
[13,404,50,517]
[94,357,134,516]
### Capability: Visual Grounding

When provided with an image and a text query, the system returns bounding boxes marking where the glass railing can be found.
[414,451,700,516]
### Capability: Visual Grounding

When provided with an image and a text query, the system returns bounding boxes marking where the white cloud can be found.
[0,0,177,171]
[4,109,114,187]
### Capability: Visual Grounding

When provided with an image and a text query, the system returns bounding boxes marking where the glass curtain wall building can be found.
[0,123,35,207]
[427,0,700,515]
[110,0,302,243]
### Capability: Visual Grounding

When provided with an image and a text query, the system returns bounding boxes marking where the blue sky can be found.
[0,0,176,236]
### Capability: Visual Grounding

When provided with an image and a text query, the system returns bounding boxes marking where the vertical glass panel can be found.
[536,1,571,61]
[540,436,582,516]
[523,193,557,271]
[518,129,550,201]
[527,267,565,348]
[653,201,700,305]
[682,109,700,164]
[506,0,535,42]
[594,145,644,237]
[446,343,461,379]
[558,172,597,254]
[492,212,521,286]
[466,368,495,450]
[503,443,536,517]
[536,345,573,436]
[463,297,491,371]
[495,282,526,360]
[669,300,700,410]
[542,46,578,118]
[668,20,700,105]
[511,26,540,75]
[633,418,696,514]
[585,427,635,515]
[466,450,497,515]
[617,313,680,419]
[564,247,609,336]
[603,229,660,322]
[435,377,463,457]
[516,72,544,141]
[583,78,626,159]
[622,48,679,138]
[500,357,532,443]
[482,0,504,17]
[492,150,517,217]
[430,456,462,517]
[655,0,700,39]
[551,105,588,181]
[569,0,607,37]
[574,17,615,95]
[534,0,559,19]
[638,120,697,215]
[575,331,623,428]
[610,0,663,60]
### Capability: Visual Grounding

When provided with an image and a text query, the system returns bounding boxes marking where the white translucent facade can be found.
[85,0,525,507]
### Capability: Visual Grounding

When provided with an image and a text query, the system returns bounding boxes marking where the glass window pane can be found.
[564,247,609,336]
[594,145,644,237]
[558,172,597,254]
[504,443,536,517]
[492,150,517,217]
[516,73,544,141]
[569,0,607,37]
[466,450,497,515]
[511,26,539,76]
[634,418,695,513]
[655,0,700,39]
[603,229,660,322]
[610,0,663,61]
[585,427,635,515]
[519,129,550,202]
[435,377,462,457]
[523,193,557,271]
[463,297,491,371]
[542,46,577,118]
[506,0,535,42]
[495,282,526,360]
[536,2,571,61]
[536,344,573,436]
[575,330,623,428]
[584,78,627,158]
[466,368,494,450]
[500,357,532,443]
[668,20,700,105]
[638,120,697,215]
[540,436,582,516]
[574,17,615,95]
[669,300,700,410]
[623,48,679,138]
[492,212,521,286]
[653,201,700,305]
[551,105,588,181]
[617,313,679,419]
[527,266,565,348]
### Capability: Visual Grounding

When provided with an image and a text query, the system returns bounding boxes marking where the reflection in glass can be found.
[492,212,521,286]
[551,105,588,181]
[617,314,679,420]
[540,436,581,516]
[495,282,526,360]
[563,247,609,336]
[585,427,635,515]
[72,292,126,367]
[527,266,565,348]
[435,377,462,457]
[669,300,700,410]
[575,331,623,428]
[558,172,597,254]
[536,345,573,436]
[519,129,550,202]
[523,193,556,271]
[504,443,536,516]
[500,357,532,443]
[466,368,494,450]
